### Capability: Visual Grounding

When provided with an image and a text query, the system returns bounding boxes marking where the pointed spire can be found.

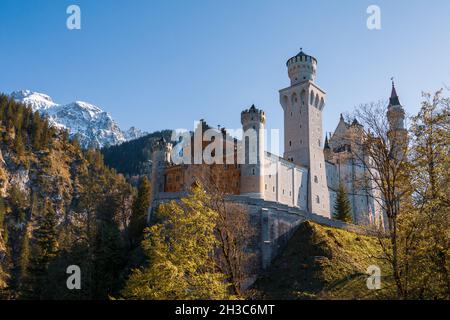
[340,113,344,121]
[389,78,400,106]
[324,134,330,149]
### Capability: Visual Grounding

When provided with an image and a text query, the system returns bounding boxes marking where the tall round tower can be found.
[286,49,317,85]
[280,49,330,217]
[240,105,265,198]
[151,137,172,196]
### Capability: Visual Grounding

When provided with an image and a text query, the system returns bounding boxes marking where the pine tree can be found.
[0,198,7,244]
[14,132,25,157]
[333,182,353,223]
[0,236,8,295]
[0,198,8,295]
[91,195,125,299]
[9,186,26,224]
[128,176,151,248]
[19,224,30,290]
[31,112,43,150]
[26,200,58,299]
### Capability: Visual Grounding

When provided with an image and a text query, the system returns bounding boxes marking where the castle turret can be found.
[387,81,407,160]
[324,133,331,161]
[280,49,330,217]
[240,105,265,198]
[151,137,172,196]
[286,49,317,85]
[387,81,406,131]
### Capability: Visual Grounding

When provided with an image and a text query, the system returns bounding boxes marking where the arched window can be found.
[291,93,298,106]
[300,90,307,106]
[316,195,320,204]
[314,175,318,183]
[315,94,320,108]
[320,97,325,110]
[283,95,289,108]
[310,91,315,105]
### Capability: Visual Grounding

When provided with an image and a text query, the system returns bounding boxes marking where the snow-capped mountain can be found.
[124,126,148,141]
[11,90,147,149]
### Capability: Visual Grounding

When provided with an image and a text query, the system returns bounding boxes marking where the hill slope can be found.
[0,94,134,299]
[255,221,394,299]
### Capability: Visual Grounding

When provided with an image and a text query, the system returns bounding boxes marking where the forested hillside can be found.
[0,94,143,299]
[101,129,173,177]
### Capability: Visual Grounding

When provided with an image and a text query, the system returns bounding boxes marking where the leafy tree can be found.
[122,184,232,300]
[395,90,450,299]
[333,182,353,223]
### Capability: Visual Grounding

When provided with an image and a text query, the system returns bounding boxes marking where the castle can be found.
[149,50,406,230]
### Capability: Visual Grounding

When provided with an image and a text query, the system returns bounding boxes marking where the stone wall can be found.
[151,192,378,289]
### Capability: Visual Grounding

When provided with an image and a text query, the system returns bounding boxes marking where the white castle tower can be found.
[240,105,266,198]
[279,50,330,217]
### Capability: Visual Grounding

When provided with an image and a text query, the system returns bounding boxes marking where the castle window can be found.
[318,139,321,147]
[265,184,267,190]
[283,189,285,195]
[273,186,275,192]
[289,141,292,147]
[316,195,320,204]
[252,168,255,175]
[314,175,318,183]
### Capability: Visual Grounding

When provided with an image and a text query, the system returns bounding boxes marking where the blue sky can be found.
[1,0,450,145]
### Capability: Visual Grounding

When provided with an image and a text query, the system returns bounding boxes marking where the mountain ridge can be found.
[10,90,147,149]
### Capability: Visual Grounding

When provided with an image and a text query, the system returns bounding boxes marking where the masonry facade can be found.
[149,50,406,229]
